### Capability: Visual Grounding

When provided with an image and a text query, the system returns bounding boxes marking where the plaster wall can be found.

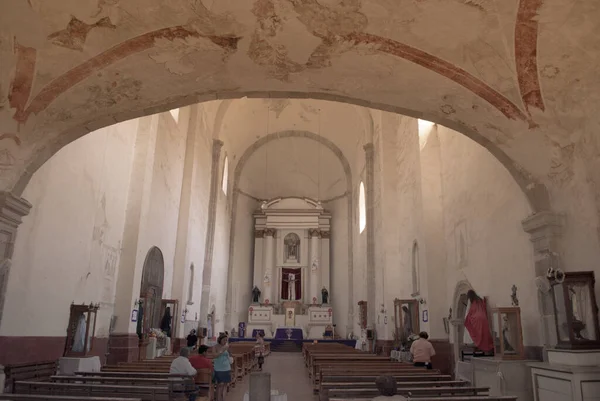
[1,119,137,339]
[373,114,428,341]
[436,126,539,345]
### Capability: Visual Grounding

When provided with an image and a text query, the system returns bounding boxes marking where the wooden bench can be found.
[0,395,141,401]
[50,375,188,392]
[14,381,172,401]
[3,361,58,392]
[320,380,468,390]
[329,397,518,401]
[322,386,491,401]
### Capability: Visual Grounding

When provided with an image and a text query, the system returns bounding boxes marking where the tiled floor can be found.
[227,352,318,401]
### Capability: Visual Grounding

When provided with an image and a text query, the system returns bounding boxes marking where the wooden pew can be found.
[0,396,141,401]
[315,365,438,388]
[329,397,518,401]
[3,361,58,392]
[13,381,172,401]
[50,375,187,392]
[320,380,468,390]
[322,386,491,401]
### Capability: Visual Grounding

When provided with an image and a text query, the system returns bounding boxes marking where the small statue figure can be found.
[321,287,329,304]
[511,285,519,307]
[252,286,261,303]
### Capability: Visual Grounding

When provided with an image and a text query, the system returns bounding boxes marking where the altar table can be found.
[274,328,303,340]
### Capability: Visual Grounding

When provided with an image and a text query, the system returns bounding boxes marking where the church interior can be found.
[1,0,600,400]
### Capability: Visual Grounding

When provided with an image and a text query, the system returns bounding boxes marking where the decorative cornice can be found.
[0,192,32,229]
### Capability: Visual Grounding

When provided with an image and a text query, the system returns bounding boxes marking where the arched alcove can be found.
[139,246,164,335]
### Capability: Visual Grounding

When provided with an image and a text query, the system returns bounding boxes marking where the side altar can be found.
[246,197,333,339]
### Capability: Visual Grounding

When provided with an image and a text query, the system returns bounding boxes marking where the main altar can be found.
[246,197,333,339]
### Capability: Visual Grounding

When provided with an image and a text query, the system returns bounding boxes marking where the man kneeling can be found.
[373,376,407,400]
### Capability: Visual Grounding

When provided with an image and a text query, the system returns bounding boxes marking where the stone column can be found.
[364,143,376,326]
[199,140,224,328]
[0,192,32,329]
[522,210,564,353]
[309,229,320,304]
[263,229,276,304]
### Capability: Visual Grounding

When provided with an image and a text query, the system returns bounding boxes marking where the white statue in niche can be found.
[283,272,298,300]
[311,258,319,271]
[284,233,300,263]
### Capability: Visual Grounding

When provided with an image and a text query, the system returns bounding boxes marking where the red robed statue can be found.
[464,290,494,352]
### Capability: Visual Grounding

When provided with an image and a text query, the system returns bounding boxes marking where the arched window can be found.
[411,241,420,295]
[169,108,179,123]
[187,263,194,304]
[222,156,229,195]
[359,182,366,233]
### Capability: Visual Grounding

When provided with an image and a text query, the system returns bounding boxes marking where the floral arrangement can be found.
[149,328,166,338]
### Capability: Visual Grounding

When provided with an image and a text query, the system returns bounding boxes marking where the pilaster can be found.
[364,143,376,326]
[0,192,32,328]
[522,210,565,351]
[199,139,224,328]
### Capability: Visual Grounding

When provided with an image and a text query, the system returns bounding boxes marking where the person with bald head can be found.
[372,376,407,400]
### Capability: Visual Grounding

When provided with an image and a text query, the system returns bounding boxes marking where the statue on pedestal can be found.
[252,286,261,303]
[322,287,329,304]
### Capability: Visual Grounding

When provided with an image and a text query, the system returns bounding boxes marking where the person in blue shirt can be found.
[213,334,232,401]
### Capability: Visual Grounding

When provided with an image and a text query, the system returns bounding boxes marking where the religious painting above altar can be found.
[246,197,334,339]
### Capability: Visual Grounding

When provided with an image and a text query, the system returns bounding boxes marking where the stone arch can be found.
[140,246,165,334]
[11,92,550,214]
[226,130,355,329]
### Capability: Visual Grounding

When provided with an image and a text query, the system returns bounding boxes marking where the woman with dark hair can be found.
[373,376,407,400]
[213,334,232,401]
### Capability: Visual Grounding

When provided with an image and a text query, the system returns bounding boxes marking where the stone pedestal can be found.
[529,349,600,401]
[472,358,534,401]
[58,356,101,376]
[249,372,271,401]
[247,306,275,338]
[107,333,140,364]
[307,306,333,338]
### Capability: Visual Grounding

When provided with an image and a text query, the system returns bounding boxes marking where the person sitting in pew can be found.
[190,345,213,371]
[373,376,407,400]
[170,347,198,401]
[410,331,436,370]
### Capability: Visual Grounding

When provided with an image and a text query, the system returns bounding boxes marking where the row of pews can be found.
[1,342,268,401]
[303,343,518,401]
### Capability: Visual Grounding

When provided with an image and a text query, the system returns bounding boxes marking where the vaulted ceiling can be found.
[1,0,599,199]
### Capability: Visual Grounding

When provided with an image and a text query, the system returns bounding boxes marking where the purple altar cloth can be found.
[274,328,303,340]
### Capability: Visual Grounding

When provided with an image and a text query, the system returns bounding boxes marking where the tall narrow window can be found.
[222,156,229,195]
[359,182,366,233]
[411,241,420,295]
[187,263,194,304]
[169,108,179,123]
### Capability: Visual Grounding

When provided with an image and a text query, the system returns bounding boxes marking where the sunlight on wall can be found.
[169,108,180,123]
[418,119,435,150]
[359,181,366,233]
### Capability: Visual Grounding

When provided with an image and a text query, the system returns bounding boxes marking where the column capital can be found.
[213,139,224,149]
[320,231,331,239]
[309,228,321,238]
[0,192,32,230]
[254,229,265,238]
[264,228,276,237]
[363,143,374,155]
[521,211,564,253]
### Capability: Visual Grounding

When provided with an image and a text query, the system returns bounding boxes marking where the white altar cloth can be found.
[58,356,101,376]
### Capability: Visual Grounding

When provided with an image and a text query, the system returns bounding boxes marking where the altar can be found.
[246,198,334,339]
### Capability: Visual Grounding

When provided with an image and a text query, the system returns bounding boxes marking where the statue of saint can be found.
[284,233,300,262]
[321,287,329,304]
[252,286,261,303]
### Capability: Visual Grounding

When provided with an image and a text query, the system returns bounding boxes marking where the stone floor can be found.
[227,352,318,401]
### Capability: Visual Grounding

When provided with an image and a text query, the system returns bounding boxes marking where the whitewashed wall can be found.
[1,119,138,338]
